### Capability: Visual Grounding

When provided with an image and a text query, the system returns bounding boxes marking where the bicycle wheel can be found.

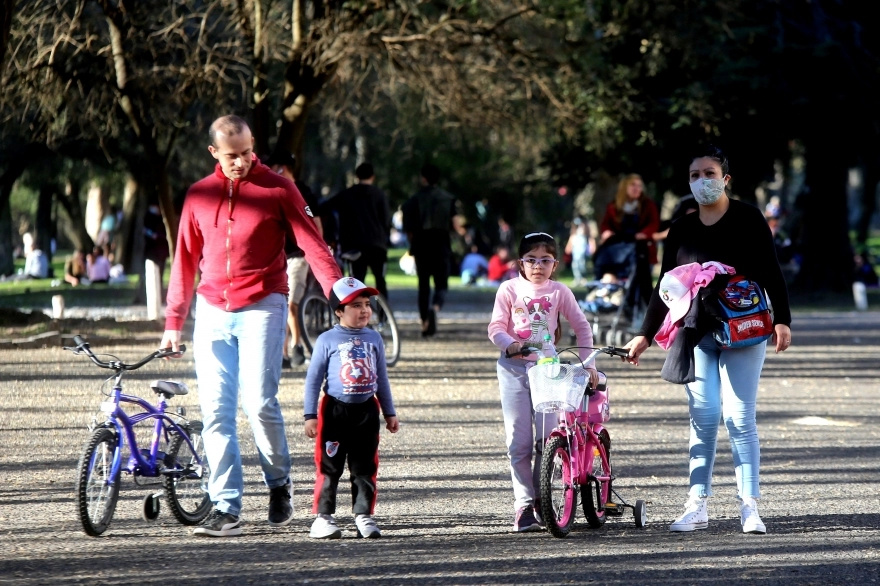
[76,427,121,536]
[581,429,611,528]
[370,294,400,367]
[540,435,576,537]
[164,422,212,525]
[298,290,334,354]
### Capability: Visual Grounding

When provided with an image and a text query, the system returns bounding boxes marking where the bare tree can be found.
[3,0,249,259]
[231,1,584,174]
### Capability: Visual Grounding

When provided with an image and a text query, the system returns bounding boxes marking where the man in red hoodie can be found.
[160,115,341,537]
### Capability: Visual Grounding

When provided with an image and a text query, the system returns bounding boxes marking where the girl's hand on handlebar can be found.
[772,324,792,353]
[505,342,523,358]
[622,336,649,366]
[159,330,183,359]
[304,419,318,439]
[586,367,599,389]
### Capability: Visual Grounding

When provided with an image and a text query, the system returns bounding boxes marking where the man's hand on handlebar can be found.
[160,330,183,359]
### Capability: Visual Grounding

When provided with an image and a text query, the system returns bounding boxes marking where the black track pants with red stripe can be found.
[312,395,380,515]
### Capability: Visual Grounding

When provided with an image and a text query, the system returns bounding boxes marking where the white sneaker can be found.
[355,514,381,538]
[669,496,709,532]
[309,514,342,539]
[739,497,766,534]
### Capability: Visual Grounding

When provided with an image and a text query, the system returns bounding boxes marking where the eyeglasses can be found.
[520,258,558,267]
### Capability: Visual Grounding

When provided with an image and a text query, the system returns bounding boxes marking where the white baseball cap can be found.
[329,277,379,311]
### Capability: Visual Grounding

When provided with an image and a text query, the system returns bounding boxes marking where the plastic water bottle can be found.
[537,334,560,377]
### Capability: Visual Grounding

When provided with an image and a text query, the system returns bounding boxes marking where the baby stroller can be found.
[577,240,653,347]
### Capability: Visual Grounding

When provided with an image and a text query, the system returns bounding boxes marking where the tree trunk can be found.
[0,0,13,72]
[0,194,12,276]
[274,54,335,176]
[154,162,178,261]
[855,152,879,249]
[35,184,54,262]
[793,140,853,291]
[56,178,94,252]
[0,153,32,276]
[99,1,180,260]
[115,175,143,271]
[237,0,271,157]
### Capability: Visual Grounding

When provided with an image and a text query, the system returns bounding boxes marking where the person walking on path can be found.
[267,150,323,368]
[488,232,598,532]
[623,145,792,535]
[304,277,399,539]
[320,162,391,301]
[159,115,341,537]
[402,163,456,337]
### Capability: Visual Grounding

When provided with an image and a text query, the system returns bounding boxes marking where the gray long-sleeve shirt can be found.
[303,325,396,419]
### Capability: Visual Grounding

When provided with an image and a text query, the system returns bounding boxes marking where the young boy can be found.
[304,277,400,539]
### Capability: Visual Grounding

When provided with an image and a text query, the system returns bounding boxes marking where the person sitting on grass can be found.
[64,249,89,286]
[86,246,111,284]
[460,244,489,285]
[303,277,399,539]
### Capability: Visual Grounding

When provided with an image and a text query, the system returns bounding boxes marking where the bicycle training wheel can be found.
[370,294,400,367]
[76,427,121,536]
[540,435,576,537]
[581,429,611,528]
[164,422,212,525]
[298,290,335,354]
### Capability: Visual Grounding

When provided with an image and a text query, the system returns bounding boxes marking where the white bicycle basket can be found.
[528,362,589,413]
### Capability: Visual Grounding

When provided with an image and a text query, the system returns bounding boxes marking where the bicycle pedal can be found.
[604,502,624,516]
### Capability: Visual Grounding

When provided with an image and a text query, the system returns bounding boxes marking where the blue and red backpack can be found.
[703,274,774,349]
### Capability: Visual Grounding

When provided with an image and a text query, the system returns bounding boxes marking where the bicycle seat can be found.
[150,380,189,398]
[340,250,362,262]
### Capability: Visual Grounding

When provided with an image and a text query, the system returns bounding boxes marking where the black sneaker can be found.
[281,356,292,369]
[514,505,542,532]
[291,345,306,366]
[193,509,242,537]
[268,482,294,526]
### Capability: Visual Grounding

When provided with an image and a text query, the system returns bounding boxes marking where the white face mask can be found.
[689,178,726,205]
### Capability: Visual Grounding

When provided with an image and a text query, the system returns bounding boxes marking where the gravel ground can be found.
[1,306,879,585]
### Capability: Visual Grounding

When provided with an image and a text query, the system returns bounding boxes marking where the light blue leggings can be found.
[686,332,767,500]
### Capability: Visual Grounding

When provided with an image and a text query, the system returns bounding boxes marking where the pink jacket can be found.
[488,276,594,365]
[654,261,735,350]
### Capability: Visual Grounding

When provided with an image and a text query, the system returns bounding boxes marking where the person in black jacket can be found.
[623,145,792,536]
[321,163,391,301]
[402,163,457,337]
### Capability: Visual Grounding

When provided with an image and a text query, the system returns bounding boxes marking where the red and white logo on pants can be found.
[325,441,339,457]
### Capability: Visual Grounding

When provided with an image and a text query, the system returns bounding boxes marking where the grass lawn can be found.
[4,247,879,313]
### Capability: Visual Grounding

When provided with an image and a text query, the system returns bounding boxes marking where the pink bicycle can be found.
[522,346,647,537]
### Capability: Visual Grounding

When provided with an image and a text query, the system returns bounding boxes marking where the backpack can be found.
[704,274,773,349]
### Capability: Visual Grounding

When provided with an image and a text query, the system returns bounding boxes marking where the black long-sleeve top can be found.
[638,198,791,341]
[321,183,392,252]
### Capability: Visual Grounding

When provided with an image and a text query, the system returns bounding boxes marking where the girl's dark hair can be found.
[691,144,729,175]
[518,232,558,259]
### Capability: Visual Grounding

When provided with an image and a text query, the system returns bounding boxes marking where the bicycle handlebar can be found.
[505,345,629,361]
[505,347,534,359]
[66,335,186,371]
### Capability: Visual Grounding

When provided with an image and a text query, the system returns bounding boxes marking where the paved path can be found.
[1,311,879,584]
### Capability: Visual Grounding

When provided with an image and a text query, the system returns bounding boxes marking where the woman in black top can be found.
[624,145,792,536]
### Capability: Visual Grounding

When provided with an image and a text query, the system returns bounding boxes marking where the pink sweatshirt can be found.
[488,276,594,365]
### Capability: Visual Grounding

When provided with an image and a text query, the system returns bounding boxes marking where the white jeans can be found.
[497,355,557,511]
[192,293,290,516]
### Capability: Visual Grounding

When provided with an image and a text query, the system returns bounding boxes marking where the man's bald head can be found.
[208,115,255,180]
[209,115,250,146]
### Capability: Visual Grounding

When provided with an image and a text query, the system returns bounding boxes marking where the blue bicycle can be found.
[68,335,211,536]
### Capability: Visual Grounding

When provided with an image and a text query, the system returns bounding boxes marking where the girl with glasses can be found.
[488,232,599,532]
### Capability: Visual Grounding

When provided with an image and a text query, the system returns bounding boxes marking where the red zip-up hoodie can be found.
[165,158,341,331]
